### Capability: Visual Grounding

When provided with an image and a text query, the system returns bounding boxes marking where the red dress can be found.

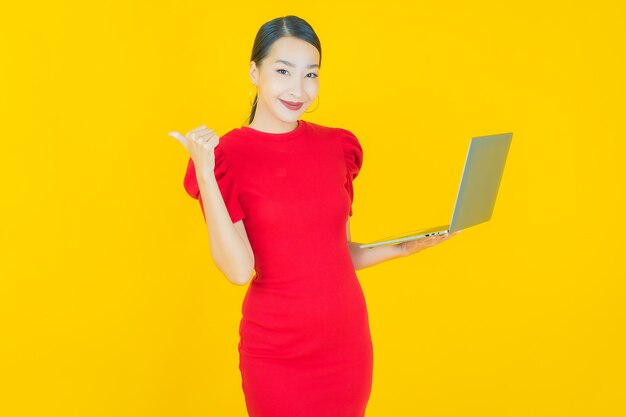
[183,119,373,417]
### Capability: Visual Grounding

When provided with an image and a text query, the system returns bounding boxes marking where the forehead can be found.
[267,36,320,64]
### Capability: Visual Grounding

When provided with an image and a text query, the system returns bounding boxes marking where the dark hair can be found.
[243,15,322,126]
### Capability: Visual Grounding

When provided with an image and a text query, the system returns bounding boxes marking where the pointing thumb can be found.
[168,131,186,146]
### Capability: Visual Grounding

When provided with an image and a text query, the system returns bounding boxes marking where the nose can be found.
[289,78,305,100]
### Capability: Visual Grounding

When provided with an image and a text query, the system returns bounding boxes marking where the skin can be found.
[247,36,320,133]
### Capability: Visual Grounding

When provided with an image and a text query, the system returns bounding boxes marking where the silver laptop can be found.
[359,132,513,248]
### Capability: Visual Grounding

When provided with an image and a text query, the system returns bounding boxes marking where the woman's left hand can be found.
[395,230,462,257]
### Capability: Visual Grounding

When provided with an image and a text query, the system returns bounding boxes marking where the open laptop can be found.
[358,132,513,248]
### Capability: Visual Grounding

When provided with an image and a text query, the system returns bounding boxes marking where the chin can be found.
[276,108,302,119]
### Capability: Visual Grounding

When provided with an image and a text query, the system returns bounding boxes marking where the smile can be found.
[280,99,304,111]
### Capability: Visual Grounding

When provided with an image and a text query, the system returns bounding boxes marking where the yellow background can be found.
[1,1,624,416]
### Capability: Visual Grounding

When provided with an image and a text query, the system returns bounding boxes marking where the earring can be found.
[305,95,320,113]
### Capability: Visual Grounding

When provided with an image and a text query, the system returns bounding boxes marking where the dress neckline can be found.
[240,119,307,141]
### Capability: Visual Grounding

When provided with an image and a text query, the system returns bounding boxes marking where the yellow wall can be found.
[1,1,624,416]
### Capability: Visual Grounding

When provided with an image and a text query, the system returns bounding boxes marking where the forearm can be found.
[347,241,404,270]
[197,171,253,285]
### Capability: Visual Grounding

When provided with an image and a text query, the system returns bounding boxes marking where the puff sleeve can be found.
[182,145,246,223]
[339,128,364,217]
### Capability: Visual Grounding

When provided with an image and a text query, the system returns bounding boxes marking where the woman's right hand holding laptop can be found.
[395,230,462,257]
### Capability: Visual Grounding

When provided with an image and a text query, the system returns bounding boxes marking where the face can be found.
[249,36,320,130]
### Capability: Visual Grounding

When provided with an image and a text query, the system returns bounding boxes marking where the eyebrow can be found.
[274,59,319,69]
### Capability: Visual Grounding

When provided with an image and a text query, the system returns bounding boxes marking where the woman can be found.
[169,15,460,417]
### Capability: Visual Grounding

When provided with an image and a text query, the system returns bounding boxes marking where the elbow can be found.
[211,248,254,286]
[221,269,253,286]
[228,269,254,286]
[229,255,255,286]
[231,277,251,286]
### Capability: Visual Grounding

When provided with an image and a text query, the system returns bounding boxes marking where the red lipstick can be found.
[280,99,303,111]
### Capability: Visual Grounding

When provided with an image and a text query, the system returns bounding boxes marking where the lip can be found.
[279,99,304,110]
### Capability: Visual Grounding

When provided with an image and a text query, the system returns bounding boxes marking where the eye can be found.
[276,69,318,78]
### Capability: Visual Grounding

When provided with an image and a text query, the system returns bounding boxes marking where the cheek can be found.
[304,85,319,99]
[306,83,319,95]
[265,76,287,95]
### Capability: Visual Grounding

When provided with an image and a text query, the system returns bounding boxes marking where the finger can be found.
[197,132,213,140]
[187,126,209,137]
[196,135,216,146]
[189,130,213,142]
[168,131,187,146]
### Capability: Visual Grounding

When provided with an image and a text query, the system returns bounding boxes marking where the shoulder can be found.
[302,120,363,168]
[303,120,362,150]
[307,121,363,173]
[211,127,251,165]
[216,128,242,150]
[327,123,362,159]
[335,126,361,154]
